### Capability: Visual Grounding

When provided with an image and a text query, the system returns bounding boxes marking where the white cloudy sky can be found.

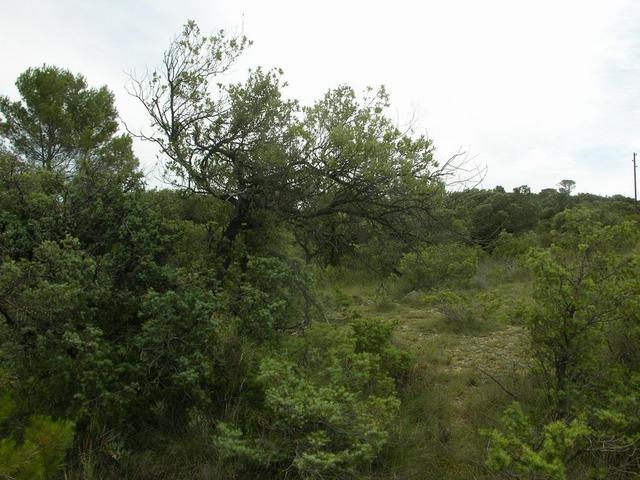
[2,0,640,196]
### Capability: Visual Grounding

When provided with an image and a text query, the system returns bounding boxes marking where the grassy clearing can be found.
[326,265,533,479]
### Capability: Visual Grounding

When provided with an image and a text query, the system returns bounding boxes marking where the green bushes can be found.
[484,211,640,478]
[484,375,640,479]
[398,243,480,291]
[3,56,640,480]
[483,403,590,480]
[0,394,74,479]
[213,320,407,479]
[419,289,504,333]
[351,317,412,381]
[525,217,639,415]
[231,256,314,340]
[588,374,640,476]
[491,230,539,258]
[133,287,221,415]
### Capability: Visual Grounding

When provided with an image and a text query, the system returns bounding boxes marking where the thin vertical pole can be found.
[634,152,638,206]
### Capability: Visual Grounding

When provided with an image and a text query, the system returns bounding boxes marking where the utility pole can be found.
[634,152,638,207]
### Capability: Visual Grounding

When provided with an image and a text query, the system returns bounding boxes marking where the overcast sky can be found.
[2,0,640,196]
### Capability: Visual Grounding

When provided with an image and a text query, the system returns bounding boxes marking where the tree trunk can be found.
[554,351,569,417]
[219,196,250,271]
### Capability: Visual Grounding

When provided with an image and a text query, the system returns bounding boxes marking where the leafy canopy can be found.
[0,65,118,172]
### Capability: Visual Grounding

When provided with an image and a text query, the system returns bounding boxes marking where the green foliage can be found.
[0,395,74,480]
[24,416,75,476]
[482,208,640,478]
[448,187,542,246]
[351,316,413,383]
[3,20,640,480]
[133,21,445,258]
[213,322,403,479]
[587,374,640,476]
[398,243,480,291]
[491,230,539,258]
[133,287,220,414]
[420,289,502,333]
[230,256,314,340]
[484,402,591,480]
[0,154,67,258]
[557,179,576,196]
[0,237,112,415]
[0,438,44,480]
[525,211,640,415]
[0,65,118,172]
[0,394,15,426]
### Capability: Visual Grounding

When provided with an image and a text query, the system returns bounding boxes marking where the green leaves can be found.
[213,321,402,479]
[0,438,45,480]
[483,208,640,477]
[0,65,118,171]
[229,256,313,340]
[1,35,440,478]
[484,402,591,480]
[523,211,640,416]
[133,287,220,410]
[23,416,75,476]
[134,22,445,260]
[0,402,74,480]
[398,243,480,291]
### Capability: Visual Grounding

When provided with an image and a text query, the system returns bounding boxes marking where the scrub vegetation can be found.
[1,22,639,479]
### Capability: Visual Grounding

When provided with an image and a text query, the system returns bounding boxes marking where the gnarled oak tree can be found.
[129,21,454,255]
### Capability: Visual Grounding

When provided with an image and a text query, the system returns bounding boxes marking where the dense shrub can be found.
[422,289,500,333]
[491,230,539,258]
[3,42,640,480]
[231,256,314,340]
[485,213,640,478]
[351,316,412,382]
[212,321,404,479]
[483,402,590,480]
[133,287,220,417]
[398,243,480,291]
[0,394,75,480]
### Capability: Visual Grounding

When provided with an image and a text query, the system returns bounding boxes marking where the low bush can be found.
[423,290,498,334]
[0,394,75,480]
[397,243,481,292]
[212,320,408,479]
